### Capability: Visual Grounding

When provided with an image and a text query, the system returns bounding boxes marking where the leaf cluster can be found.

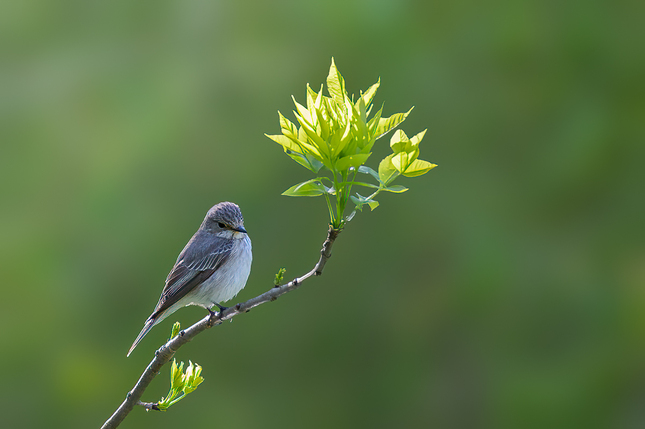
[266,58,436,228]
[156,358,204,411]
[274,267,286,286]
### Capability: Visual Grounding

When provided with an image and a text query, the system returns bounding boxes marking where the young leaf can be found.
[279,112,299,140]
[265,134,302,153]
[382,184,409,193]
[292,96,314,127]
[410,129,427,147]
[351,193,379,211]
[171,359,185,390]
[333,121,353,157]
[282,179,327,197]
[350,195,364,212]
[349,181,380,189]
[401,159,437,177]
[378,154,399,185]
[367,104,384,134]
[359,136,377,155]
[357,94,367,124]
[357,165,381,183]
[285,149,324,173]
[327,58,346,103]
[295,115,328,157]
[182,362,204,394]
[306,84,317,112]
[274,267,286,286]
[169,322,181,341]
[375,107,413,139]
[335,153,371,172]
[359,78,380,108]
[389,129,410,153]
[392,151,413,173]
[289,119,325,160]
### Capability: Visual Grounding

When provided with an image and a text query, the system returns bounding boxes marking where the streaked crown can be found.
[203,202,245,230]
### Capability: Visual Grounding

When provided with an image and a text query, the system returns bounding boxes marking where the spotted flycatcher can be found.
[127,202,252,356]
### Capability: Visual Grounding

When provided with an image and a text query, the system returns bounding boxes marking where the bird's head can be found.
[202,202,247,239]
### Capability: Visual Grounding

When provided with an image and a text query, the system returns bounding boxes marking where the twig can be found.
[137,401,160,412]
[100,226,341,429]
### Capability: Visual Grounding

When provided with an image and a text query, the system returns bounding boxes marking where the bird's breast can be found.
[196,235,252,304]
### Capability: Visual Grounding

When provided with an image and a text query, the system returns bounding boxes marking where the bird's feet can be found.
[210,303,228,319]
[207,307,217,320]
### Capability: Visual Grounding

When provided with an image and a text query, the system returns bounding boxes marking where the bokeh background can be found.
[1,0,644,428]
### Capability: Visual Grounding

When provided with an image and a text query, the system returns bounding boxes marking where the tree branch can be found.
[100,226,341,429]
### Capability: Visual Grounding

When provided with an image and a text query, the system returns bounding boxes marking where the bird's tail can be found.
[127,317,157,357]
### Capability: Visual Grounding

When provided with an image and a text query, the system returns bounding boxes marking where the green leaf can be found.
[327,58,346,102]
[389,129,410,153]
[360,78,380,108]
[358,165,380,182]
[357,95,367,125]
[344,96,357,125]
[292,96,314,126]
[295,114,328,157]
[350,195,363,212]
[314,100,330,140]
[401,159,437,177]
[282,179,327,197]
[367,104,384,134]
[318,178,336,194]
[347,181,380,189]
[351,100,369,150]
[158,359,204,410]
[338,127,354,157]
[359,130,377,153]
[306,84,317,112]
[392,151,413,173]
[274,267,286,286]
[298,125,307,143]
[169,322,181,341]
[382,184,409,193]
[365,102,373,119]
[410,129,427,147]
[335,153,371,172]
[279,111,298,140]
[285,149,324,173]
[378,154,399,185]
[171,359,185,390]
[351,193,379,211]
[325,97,342,125]
[332,120,352,158]
[375,107,413,139]
[265,134,302,153]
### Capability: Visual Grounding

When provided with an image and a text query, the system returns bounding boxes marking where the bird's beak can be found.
[233,225,247,234]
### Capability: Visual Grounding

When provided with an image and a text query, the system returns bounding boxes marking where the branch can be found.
[100,226,341,429]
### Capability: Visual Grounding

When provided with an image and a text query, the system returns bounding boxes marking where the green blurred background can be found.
[1,0,644,428]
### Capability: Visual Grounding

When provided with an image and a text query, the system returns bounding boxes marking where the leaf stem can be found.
[323,193,334,225]
[331,169,341,228]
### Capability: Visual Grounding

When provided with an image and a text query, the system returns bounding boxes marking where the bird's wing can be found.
[151,234,233,318]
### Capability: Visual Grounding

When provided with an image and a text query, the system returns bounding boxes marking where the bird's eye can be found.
[217,222,226,228]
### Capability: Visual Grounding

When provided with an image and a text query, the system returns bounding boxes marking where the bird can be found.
[127,202,252,356]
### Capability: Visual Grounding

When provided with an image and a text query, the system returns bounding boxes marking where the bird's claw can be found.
[211,303,228,319]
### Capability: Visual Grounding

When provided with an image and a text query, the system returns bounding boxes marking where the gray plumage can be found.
[128,202,252,356]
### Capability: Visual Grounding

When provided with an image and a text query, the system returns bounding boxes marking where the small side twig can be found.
[100,226,340,429]
[137,401,160,412]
